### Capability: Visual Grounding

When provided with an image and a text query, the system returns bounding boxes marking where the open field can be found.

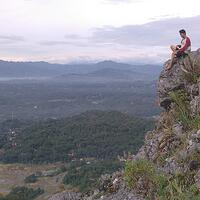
[0,163,71,200]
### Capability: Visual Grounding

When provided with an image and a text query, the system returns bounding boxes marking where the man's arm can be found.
[178,37,191,53]
[175,45,181,50]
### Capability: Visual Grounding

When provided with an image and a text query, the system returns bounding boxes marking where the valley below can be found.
[0,60,161,200]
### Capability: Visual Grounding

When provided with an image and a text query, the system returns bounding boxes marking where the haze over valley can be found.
[0,60,162,121]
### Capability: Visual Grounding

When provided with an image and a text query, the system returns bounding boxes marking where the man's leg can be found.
[166,51,177,70]
[170,45,177,51]
[165,45,178,70]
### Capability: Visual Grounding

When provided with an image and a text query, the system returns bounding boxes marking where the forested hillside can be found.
[0,110,154,164]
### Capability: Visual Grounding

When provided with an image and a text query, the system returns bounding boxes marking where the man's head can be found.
[179,29,187,38]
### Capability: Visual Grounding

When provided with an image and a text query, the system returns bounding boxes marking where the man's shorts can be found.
[176,51,188,58]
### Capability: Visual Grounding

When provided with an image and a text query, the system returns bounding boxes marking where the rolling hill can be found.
[0,110,154,164]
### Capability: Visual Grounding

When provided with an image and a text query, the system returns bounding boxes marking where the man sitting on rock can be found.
[166,29,191,71]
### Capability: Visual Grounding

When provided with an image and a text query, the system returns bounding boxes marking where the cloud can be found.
[39,34,91,47]
[39,41,74,46]
[39,39,89,47]
[35,15,200,64]
[0,35,25,44]
[2,14,200,64]
[64,34,86,40]
[103,0,143,4]
[89,15,200,48]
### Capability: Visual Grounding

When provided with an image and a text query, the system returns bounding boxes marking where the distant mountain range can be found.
[0,60,162,80]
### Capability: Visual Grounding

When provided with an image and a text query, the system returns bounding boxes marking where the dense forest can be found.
[0,110,154,164]
[0,110,155,193]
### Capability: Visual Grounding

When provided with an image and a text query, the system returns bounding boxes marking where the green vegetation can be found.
[169,90,190,127]
[124,159,200,200]
[155,172,200,200]
[0,163,69,200]
[0,187,44,200]
[24,174,38,183]
[179,149,200,165]
[190,115,200,130]
[0,119,30,149]
[124,159,156,188]
[0,111,154,194]
[63,160,123,192]
[124,159,159,198]
[182,71,200,84]
[169,90,200,130]
[0,110,154,163]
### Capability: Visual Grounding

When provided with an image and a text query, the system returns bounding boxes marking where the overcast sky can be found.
[0,0,200,64]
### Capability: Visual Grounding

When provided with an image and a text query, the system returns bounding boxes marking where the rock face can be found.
[157,60,185,109]
[48,191,82,200]
[49,49,200,200]
[49,172,144,200]
[158,49,200,110]
[132,49,200,165]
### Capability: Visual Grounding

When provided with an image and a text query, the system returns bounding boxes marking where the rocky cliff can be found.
[49,49,200,200]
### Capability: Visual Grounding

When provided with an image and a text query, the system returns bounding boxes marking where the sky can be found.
[0,0,200,64]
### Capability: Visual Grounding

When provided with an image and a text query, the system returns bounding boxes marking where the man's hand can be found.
[174,50,179,58]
